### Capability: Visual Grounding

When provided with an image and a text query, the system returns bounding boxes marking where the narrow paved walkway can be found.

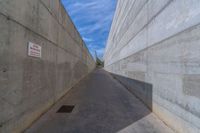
[26,69,173,133]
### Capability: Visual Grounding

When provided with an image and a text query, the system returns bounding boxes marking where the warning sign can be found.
[28,42,42,58]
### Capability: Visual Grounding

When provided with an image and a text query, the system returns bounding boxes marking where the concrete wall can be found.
[0,0,95,132]
[104,0,200,132]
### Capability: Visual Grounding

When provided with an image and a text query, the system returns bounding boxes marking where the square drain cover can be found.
[57,105,75,113]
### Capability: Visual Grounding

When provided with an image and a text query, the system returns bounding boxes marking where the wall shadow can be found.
[25,69,154,133]
[110,73,153,111]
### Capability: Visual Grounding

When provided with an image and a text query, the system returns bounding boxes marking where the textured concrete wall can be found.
[0,0,95,132]
[104,0,200,132]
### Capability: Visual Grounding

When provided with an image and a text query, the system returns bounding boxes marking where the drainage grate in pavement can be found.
[57,105,75,113]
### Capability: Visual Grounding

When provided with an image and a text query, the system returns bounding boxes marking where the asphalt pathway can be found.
[26,69,174,133]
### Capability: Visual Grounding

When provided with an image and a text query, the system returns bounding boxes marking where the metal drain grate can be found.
[57,105,75,113]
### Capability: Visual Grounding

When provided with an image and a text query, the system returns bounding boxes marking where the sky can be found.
[61,0,117,60]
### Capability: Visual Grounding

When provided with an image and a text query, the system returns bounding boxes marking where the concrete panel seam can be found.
[59,1,93,60]
[50,0,94,61]
[108,0,173,60]
[105,21,200,67]
[111,1,129,37]
[111,0,173,58]
[0,12,89,66]
[106,0,149,59]
[114,0,149,47]
[38,0,86,53]
[154,99,200,130]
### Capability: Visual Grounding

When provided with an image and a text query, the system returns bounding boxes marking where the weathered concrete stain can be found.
[104,0,200,132]
[0,0,95,132]
[74,61,88,80]
[183,74,200,98]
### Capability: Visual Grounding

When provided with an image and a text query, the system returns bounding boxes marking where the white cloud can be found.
[82,37,93,42]
[61,0,117,59]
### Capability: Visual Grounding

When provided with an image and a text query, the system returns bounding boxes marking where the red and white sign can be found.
[28,42,42,58]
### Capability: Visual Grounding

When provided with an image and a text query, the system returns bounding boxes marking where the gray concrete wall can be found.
[104,0,200,132]
[0,0,95,132]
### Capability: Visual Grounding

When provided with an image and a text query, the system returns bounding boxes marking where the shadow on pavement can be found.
[26,69,157,133]
[110,73,153,111]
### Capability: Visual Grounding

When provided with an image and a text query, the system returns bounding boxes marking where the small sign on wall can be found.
[28,42,42,58]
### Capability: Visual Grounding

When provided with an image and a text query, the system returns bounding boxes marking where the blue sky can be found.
[61,0,117,60]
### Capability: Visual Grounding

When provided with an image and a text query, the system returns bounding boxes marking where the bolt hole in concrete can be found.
[2,68,7,72]
[57,105,75,113]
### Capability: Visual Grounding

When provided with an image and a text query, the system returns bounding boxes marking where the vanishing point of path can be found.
[26,69,174,133]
